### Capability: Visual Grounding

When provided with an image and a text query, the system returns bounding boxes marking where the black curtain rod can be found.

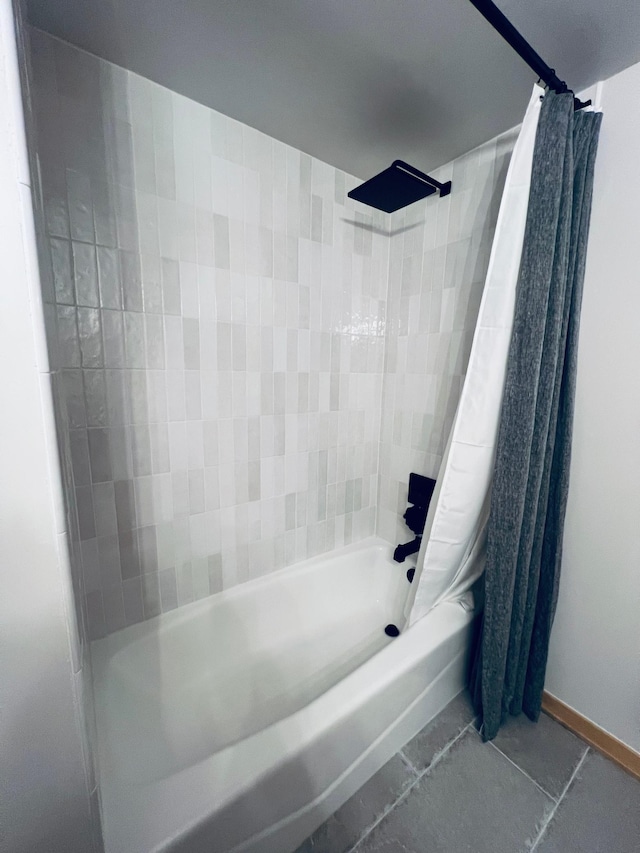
[468,0,591,111]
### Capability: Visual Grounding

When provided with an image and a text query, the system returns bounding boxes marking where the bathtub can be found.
[91,537,477,853]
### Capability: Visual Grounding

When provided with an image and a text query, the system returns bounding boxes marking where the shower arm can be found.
[392,160,451,197]
[467,0,591,111]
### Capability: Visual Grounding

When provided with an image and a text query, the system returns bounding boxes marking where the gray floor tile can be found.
[491,711,586,799]
[401,690,476,773]
[356,727,553,853]
[535,750,640,853]
[295,754,416,853]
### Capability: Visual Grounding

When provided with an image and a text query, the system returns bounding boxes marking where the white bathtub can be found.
[92,537,477,853]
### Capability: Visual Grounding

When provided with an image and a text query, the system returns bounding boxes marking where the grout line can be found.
[529,746,590,852]
[398,749,420,778]
[348,720,475,852]
[488,740,558,802]
[416,719,476,781]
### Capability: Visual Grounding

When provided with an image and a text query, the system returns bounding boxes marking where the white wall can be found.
[0,1,102,850]
[545,62,640,753]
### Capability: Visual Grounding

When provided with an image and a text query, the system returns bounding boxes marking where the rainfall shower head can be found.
[348,160,451,213]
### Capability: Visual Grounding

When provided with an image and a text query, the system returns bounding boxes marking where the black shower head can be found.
[348,160,451,214]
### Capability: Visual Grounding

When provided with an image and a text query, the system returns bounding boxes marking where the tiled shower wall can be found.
[30,29,517,639]
[377,130,517,545]
[30,29,390,638]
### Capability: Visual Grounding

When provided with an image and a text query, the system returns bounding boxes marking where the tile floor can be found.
[296,692,640,853]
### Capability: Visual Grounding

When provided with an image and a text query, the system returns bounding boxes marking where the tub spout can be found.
[393,536,421,563]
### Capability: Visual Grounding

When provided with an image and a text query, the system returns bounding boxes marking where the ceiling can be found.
[27,0,640,179]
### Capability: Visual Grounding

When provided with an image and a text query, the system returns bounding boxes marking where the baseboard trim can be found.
[542,691,640,781]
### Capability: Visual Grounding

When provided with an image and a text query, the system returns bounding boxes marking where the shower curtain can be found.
[405,85,543,627]
[471,92,602,740]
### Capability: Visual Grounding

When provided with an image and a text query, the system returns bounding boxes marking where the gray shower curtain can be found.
[470,91,602,741]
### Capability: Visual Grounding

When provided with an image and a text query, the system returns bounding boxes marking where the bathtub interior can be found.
[91,540,411,786]
[91,538,480,853]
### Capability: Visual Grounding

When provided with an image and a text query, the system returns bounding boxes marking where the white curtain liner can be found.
[406,85,544,627]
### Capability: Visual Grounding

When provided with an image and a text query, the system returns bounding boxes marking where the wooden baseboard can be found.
[542,691,640,781]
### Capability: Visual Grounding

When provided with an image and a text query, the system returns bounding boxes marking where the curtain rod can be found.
[468,0,591,111]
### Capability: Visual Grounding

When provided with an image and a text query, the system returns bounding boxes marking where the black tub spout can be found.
[393,536,421,563]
